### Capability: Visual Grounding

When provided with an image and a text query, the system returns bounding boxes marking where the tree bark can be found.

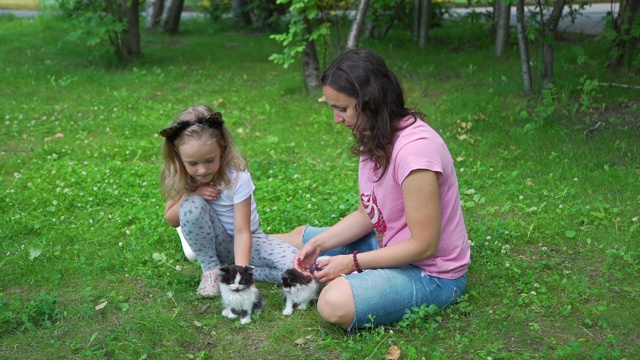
[418,0,431,47]
[302,17,321,91]
[347,0,369,49]
[540,0,565,89]
[365,19,374,39]
[164,0,184,34]
[146,0,164,29]
[413,0,420,41]
[611,0,640,70]
[490,0,499,37]
[121,0,142,61]
[516,0,532,95]
[494,0,511,58]
[231,0,253,28]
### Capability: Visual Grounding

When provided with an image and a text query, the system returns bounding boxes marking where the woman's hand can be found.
[195,183,221,202]
[293,242,321,276]
[312,255,355,283]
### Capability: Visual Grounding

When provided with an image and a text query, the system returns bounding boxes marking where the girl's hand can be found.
[312,255,354,283]
[195,183,221,202]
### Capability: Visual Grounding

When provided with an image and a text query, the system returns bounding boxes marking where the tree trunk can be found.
[146,0,164,29]
[365,19,374,39]
[302,18,321,91]
[379,0,403,39]
[231,0,253,28]
[412,0,420,41]
[494,0,511,58]
[347,0,369,49]
[418,0,431,47]
[379,20,394,39]
[164,0,184,34]
[611,0,640,70]
[516,0,533,95]
[121,0,142,61]
[490,0,499,37]
[540,0,565,89]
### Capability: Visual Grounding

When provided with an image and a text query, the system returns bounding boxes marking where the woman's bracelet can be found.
[353,251,363,273]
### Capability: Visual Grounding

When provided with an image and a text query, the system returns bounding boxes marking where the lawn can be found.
[1,5,639,360]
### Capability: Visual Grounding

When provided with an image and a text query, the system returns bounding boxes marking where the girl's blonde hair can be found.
[160,105,246,201]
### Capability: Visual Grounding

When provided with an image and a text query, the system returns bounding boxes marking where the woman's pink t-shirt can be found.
[358,117,471,279]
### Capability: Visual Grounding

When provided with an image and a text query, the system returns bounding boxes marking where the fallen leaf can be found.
[95,301,108,310]
[385,345,401,360]
[28,248,42,260]
[152,252,166,262]
[194,320,202,327]
[199,303,211,313]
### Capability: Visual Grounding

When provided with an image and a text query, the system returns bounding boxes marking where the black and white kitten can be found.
[281,268,320,316]
[218,265,264,324]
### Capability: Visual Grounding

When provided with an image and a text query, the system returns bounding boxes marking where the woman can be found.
[274,48,471,330]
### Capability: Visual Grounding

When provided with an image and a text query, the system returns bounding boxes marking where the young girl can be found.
[275,49,471,330]
[160,105,298,297]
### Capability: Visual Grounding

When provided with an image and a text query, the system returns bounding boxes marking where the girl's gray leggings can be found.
[179,195,297,283]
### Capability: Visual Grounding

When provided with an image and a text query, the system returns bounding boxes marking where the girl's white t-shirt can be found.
[208,169,259,236]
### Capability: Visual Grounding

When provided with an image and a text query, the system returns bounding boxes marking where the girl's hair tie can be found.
[159,112,224,142]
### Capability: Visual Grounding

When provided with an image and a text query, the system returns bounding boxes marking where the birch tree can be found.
[494,0,511,58]
[416,0,431,47]
[347,0,369,49]
[509,0,565,92]
[146,0,164,29]
[164,0,184,34]
[516,0,533,95]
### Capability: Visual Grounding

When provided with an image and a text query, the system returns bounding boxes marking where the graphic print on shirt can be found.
[361,188,387,240]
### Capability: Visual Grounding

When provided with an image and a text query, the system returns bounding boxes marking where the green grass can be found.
[1,10,639,360]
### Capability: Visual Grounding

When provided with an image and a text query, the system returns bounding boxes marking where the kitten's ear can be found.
[219,265,230,274]
[245,265,255,274]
